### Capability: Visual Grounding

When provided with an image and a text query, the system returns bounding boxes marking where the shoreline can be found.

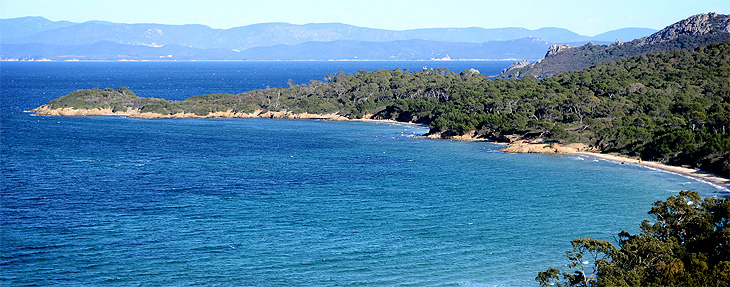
[496,139,729,191]
[27,106,350,121]
[26,106,730,191]
[3,59,517,63]
[576,151,730,191]
[349,118,429,128]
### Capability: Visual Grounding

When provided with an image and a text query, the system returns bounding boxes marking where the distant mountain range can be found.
[502,13,730,78]
[0,16,657,61]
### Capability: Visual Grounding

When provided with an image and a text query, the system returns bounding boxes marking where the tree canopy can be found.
[537,190,730,287]
[41,40,730,176]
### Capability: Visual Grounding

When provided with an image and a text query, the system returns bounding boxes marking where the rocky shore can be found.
[28,106,349,121]
[498,138,590,154]
[29,106,133,117]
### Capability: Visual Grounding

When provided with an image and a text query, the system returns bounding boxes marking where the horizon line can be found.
[1,15,660,38]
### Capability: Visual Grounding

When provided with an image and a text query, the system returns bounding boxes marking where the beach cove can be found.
[2,61,727,286]
[497,139,730,191]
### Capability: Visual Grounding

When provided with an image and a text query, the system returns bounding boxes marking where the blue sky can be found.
[1,0,728,36]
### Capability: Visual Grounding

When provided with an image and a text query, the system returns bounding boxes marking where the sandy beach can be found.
[495,138,730,191]
[577,151,730,191]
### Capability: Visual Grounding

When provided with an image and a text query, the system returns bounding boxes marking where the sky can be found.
[1,0,728,36]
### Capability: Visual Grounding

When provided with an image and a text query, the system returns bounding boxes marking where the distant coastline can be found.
[1,58,522,62]
[5,17,650,63]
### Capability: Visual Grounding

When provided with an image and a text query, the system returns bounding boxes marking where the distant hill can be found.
[0,17,656,61]
[0,16,77,40]
[238,38,553,60]
[590,27,659,42]
[0,42,239,61]
[0,37,555,61]
[398,27,592,44]
[502,13,730,78]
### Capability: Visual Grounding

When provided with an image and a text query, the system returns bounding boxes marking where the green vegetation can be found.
[45,87,154,112]
[537,190,730,287]
[42,40,730,176]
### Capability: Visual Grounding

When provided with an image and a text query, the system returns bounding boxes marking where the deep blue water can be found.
[1,61,726,286]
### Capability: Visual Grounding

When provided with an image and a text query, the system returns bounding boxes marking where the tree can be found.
[537,238,616,287]
[538,191,730,287]
[548,122,572,141]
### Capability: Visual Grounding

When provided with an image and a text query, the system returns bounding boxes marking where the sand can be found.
[576,151,730,191]
[28,106,730,191]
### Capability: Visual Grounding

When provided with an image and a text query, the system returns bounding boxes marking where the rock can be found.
[417,130,489,141]
[639,13,730,46]
[447,130,476,140]
[29,107,348,121]
[499,140,589,154]
[460,68,480,76]
[496,134,518,143]
[28,106,134,117]
[420,132,443,139]
[501,59,530,75]
[509,59,530,69]
[545,44,571,57]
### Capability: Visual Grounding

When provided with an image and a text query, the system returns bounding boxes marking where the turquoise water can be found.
[1,62,726,286]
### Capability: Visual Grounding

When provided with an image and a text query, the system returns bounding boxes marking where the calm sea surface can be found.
[1,61,726,286]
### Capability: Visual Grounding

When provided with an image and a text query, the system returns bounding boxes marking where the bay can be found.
[0,61,725,286]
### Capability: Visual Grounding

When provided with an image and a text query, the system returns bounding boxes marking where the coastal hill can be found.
[503,13,730,78]
[0,17,654,61]
[32,31,730,178]
[236,38,554,61]
[0,38,556,61]
[1,17,651,49]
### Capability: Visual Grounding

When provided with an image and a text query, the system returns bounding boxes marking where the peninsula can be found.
[30,14,730,186]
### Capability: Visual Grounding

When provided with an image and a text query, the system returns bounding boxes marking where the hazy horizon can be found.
[1,15,664,37]
[1,0,727,36]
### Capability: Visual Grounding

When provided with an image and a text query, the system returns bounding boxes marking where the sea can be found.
[1,61,727,286]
